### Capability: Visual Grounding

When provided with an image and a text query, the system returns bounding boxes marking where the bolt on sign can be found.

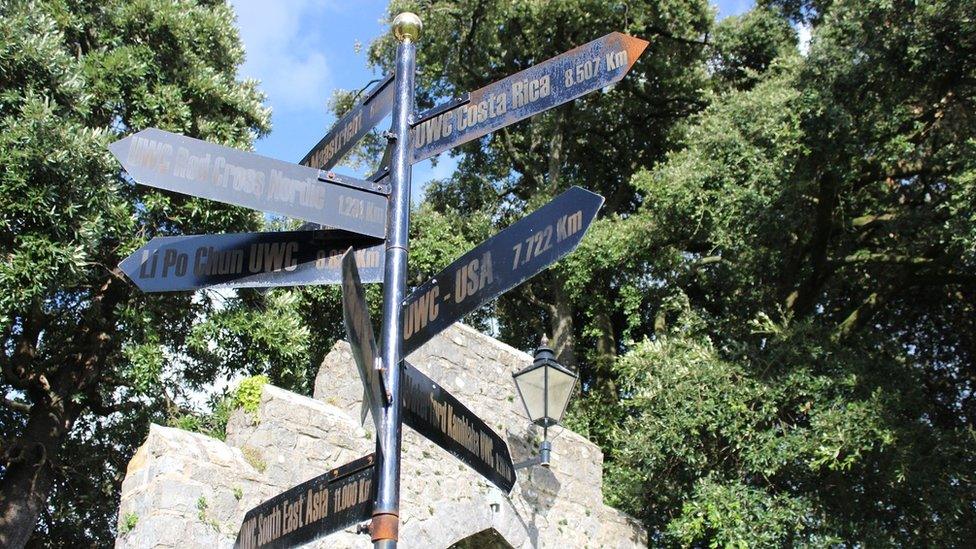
[411,32,648,162]
[110,128,389,238]
[119,230,383,292]
[234,454,375,549]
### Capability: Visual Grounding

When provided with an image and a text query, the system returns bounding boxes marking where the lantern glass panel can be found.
[545,364,577,422]
[514,366,547,422]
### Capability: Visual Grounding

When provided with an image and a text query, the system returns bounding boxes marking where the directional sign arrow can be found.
[301,74,395,171]
[341,247,388,441]
[402,186,604,355]
[234,453,375,549]
[109,128,389,238]
[411,32,648,162]
[402,362,515,493]
[118,230,383,292]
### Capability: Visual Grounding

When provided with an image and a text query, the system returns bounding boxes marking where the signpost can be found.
[341,248,388,438]
[401,186,603,355]
[234,453,376,549]
[402,362,515,492]
[111,11,646,547]
[369,15,419,547]
[119,230,383,292]
[411,32,648,162]
[301,74,396,171]
[110,128,389,238]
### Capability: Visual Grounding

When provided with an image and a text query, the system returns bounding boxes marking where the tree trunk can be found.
[593,311,616,367]
[589,310,619,402]
[0,398,70,548]
[550,281,578,371]
[0,276,123,546]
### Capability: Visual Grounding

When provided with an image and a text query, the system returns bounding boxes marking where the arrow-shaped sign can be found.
[118,230,383,292]
[110,128,389,238]
[402,362,515,492]
[301,74,395,171]
[411,32,648,162]
[234,453,375,549]
[402,186,603,355]
[341,247,388,441]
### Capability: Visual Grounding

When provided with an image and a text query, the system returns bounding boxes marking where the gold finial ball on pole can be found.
[392,12,422,42]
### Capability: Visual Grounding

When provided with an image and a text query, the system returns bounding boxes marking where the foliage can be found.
[163,373,269,441]
[166,395,233,441]
[365,0,717,423]
[232,375,268,417]
[354,0,975,545]
[187,291,312,392]
[0,0,307,545]
[195,495,221,532]
[118,512,138,536]
[599,0,976,545]
[241,446,267,474]
[710,6,797,90]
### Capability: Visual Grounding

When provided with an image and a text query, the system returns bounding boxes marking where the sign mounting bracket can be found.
[411,94,471,127]
[318,169,391,196]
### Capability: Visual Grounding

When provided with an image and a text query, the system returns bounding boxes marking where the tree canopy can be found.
[363,0,976,545]
[0,0,309,545]
[2,0,974,546]
[607,0,976,543]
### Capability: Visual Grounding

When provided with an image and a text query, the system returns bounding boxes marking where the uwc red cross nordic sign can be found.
[110,12,647,548]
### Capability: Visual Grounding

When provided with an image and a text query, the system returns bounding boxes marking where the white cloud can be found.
[230,0,334,112]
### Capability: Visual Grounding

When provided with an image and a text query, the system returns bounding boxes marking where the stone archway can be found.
[114,324,647,548]
[449,528,515,549]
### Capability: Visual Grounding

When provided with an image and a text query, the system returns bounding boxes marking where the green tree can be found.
[606,0,976,544]
[365,0,715,419]
[0,1,304,545]
[710,5,797,90]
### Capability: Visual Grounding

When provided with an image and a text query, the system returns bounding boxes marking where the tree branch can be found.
[834,291,884,341]
[523,283,557,317]
[830,253,934,266]
[786,172,839,318]
[86,397,139,417]
[1,302,48,392]
[644,25,709,47]
[495,128,540,188]
[2,397,31,414]
[834,268,975,340]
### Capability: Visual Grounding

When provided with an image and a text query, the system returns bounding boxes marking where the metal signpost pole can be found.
[372,12,420,549]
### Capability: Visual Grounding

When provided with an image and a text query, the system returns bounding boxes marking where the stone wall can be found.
[115,323,646,548]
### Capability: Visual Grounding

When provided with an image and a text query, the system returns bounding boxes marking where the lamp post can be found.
[512,336,578,468]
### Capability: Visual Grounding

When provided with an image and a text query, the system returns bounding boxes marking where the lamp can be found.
[512,335,578,467]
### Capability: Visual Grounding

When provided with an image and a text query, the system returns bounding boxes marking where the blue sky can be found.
[230,1,754,201]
